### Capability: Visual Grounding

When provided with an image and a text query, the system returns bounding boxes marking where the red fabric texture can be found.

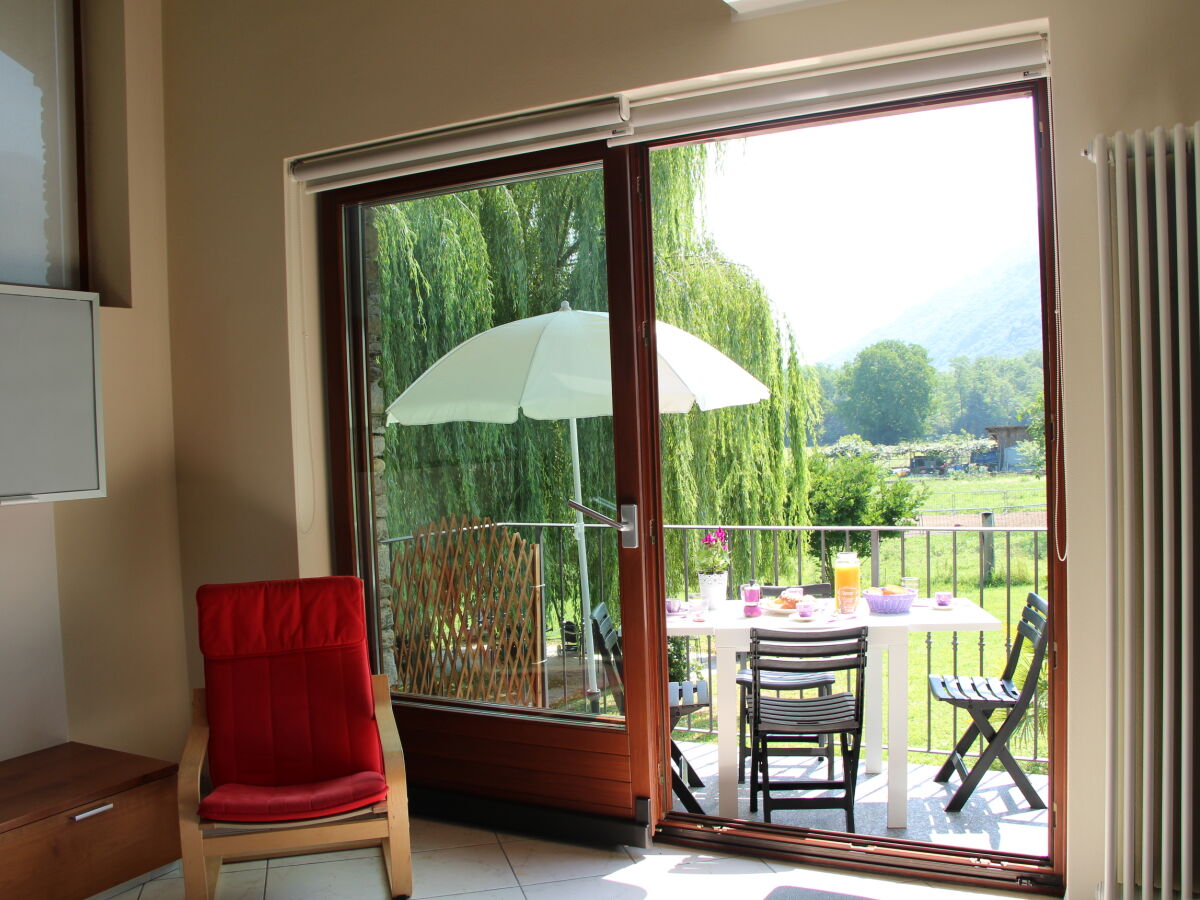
[198,770,388,822]
[196,577,385,820]
[198,576,366,658]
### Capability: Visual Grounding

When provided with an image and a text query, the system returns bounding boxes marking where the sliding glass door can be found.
[317,81,1064,890]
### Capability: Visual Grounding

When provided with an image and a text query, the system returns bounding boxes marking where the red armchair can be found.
[178,576,411,899]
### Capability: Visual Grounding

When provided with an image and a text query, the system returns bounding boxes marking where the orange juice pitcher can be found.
[833,551,860,614]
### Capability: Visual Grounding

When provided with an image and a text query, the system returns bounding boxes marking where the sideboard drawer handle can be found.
[72,803,114,821]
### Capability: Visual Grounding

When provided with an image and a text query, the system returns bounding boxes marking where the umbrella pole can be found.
[569,417,600,708]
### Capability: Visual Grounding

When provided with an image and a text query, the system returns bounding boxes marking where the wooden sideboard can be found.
[0,742,179,899]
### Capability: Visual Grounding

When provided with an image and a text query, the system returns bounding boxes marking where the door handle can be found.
[566,499,639,550]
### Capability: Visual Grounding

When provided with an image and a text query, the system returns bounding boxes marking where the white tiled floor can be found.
[97,816,1032,900]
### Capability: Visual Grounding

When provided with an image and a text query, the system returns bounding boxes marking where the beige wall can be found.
[49,0,190,763]
[0,505,69,759]
[38,0,1186,890]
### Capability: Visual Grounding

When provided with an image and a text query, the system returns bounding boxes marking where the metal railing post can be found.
[870,529,881,588]
[981,510,996,584]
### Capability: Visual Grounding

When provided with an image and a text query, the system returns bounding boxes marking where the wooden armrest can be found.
[178,688,209,822]
[372,674,407,782]
[372,674,412,900]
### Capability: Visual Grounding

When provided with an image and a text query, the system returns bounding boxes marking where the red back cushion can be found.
[197,577,383,788]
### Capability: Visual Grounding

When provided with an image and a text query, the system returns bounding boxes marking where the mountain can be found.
[821,251,1042,370]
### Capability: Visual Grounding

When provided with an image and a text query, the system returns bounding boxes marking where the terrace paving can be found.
[672,739,1049,858]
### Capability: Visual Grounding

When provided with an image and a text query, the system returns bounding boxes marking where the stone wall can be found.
[362,209,398,685]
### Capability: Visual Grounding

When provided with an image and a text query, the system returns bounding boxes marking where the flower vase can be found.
[698,571,729,608]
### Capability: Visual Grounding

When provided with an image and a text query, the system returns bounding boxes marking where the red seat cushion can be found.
[198,770,389,823]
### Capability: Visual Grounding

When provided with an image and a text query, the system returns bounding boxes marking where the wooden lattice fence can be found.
[389,517,545,707]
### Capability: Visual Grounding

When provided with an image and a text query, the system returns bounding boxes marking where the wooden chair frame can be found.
[178,675,412,899]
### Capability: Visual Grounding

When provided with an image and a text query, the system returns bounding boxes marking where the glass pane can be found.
[0,0,80,288]
[651,97,1050,854]
[361,165,623,720]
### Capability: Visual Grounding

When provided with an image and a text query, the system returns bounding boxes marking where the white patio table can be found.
[665,597,1002,828]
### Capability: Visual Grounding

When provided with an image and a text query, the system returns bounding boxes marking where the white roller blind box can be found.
[613,34,1047,146]
[291,31,1047,192]
[292,98,630,192]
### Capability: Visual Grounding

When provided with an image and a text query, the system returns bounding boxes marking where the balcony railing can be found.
[379,519,1050,768]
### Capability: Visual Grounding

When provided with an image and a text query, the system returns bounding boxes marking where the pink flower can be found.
[698,528,731,574]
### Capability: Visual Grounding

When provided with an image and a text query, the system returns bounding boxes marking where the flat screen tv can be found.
[0,283,105,504]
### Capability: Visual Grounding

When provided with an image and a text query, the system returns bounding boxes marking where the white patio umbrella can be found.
[386,301,769,700]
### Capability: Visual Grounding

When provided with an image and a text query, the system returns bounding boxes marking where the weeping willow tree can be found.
[368,144,820,629]
[649,147,821,591]
[369,169,611,535]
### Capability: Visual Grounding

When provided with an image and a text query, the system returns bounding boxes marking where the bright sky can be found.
[697,96,1040,363]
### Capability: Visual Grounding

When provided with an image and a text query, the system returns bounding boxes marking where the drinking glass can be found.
[900,575,919,596]
[837,585,858,615]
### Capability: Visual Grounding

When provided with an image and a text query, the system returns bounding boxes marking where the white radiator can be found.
[1094,125,1198,899]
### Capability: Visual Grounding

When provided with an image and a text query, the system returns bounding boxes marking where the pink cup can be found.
[797,601,814,618]
[935,591,953,607]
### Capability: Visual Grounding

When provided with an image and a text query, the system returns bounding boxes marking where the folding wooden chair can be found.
[928,591,1049,812]
[591,603,709,814]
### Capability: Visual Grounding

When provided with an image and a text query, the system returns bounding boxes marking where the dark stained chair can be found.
[592,602,709,815]
[928,591,1049,812]
[747,625,868,831]
[737,584,838,783]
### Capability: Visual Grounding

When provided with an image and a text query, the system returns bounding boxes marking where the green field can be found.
[915,473,1048,515]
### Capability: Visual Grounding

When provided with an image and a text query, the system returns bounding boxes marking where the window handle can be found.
[566,499,639,550]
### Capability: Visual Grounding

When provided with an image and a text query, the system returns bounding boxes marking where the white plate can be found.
[930,601,958,610]
[784,614,832,626]
[761,602,795,615]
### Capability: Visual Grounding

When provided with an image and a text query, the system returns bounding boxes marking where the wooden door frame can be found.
[316,143,669,831]
[602,144,672,823]
[635,80,1067,893]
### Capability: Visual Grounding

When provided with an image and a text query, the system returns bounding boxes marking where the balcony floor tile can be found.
[673,739,1049,856]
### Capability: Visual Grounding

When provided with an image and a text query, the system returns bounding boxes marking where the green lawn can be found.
[915,473,1048,514]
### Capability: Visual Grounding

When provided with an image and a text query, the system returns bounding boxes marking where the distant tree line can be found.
[816,343,1043,444]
